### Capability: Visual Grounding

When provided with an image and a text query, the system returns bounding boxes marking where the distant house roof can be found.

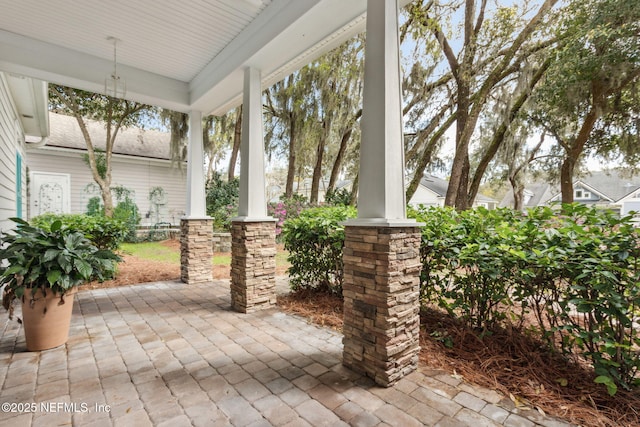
[547,170,640,203]
[501,169,640,209]
[45,113,173,160]
[419,174,496,203]
[499,182,555,208]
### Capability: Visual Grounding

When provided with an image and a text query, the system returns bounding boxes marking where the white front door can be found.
[30,172,71,217]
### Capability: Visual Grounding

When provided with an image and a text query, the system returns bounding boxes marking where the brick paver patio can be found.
[0,280,573,426]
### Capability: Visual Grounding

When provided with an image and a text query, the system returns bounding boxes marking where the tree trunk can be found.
[509,175,524,211]
[349,173,359,206]
[285,115,297,198]
[467,60,551,206]
[228,105,242,181]
[310,122,330,204]
[327,109,361,194]
[560,105,600,204]
[405,114,457,202]
[326,127,352,195]
[446,99,471,209]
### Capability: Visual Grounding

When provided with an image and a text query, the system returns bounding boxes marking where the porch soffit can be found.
[0,0,411,116]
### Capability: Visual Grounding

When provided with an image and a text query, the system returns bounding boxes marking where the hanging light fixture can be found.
[105,36,126,98]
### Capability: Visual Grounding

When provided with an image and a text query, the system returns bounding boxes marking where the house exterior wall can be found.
[408,186,442,207]
[26,147,187,226]
[0,75,25,232]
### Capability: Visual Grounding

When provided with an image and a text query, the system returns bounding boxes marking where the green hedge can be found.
[410,204,640,395]
[284,204,640,394]
[281,205,356,294]
[30,213,128,251]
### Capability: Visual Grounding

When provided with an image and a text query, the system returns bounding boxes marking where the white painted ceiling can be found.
[0,0,406,116]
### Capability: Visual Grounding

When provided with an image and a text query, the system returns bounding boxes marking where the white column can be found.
[235,67,272,221]
[185,110,208,218]
[348,0,415,226]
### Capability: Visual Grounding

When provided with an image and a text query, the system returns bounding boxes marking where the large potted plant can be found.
[0,218,120,351]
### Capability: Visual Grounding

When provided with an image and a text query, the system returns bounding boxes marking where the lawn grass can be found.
[121,242,179,264]
[121,241,290,267]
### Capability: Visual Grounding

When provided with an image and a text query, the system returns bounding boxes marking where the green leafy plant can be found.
[111,185,141,242]
[0,218,121,319]
[31,213,128,250]
[324,188,352,206]
[413,204,640,395]
[205,173,239,231]
[281,205,356,294]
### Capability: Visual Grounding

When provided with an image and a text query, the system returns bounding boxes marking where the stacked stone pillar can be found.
[342,225,422,387]
[180,218,213,284]
[230,221,277,313]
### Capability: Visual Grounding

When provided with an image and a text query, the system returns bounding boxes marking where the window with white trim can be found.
[574,189,591,199]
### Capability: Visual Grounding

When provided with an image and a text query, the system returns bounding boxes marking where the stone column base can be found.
[342,226,422,387]
[180,218,213,284]
[231,221,277,313]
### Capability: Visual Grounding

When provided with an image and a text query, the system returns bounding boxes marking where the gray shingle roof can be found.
[419,174,496,203]
[577,170,640,201]
[46,113,172,160]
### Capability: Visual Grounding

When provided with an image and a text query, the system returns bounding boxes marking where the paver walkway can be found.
[0,280,573,427]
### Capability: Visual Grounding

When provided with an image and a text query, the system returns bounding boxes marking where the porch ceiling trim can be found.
[0,0,415,116]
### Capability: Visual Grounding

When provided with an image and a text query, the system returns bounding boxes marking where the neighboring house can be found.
[0,72,49,232]
[409,174,498,209]
[500,170,640,215]
[333,174,498,209]
[26,113,187,226]
[499,182,555,210]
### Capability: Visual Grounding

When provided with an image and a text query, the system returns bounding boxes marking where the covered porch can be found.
[2,0,419,387]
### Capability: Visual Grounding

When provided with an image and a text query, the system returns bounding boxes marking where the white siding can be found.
[408,186,443,207]
[27,148,187,226]
[0,75,24,232]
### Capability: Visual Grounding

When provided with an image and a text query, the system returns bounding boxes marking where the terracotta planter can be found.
[21,288,77,351]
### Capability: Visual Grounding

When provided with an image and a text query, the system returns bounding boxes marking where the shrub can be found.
[281,205,356,294]
[206,173,239,231]
[413,204,640,395]
[111,186,141,242]
[410,206,523,330]
[30,213,128,250]
[325,188,352,206]
[268,194,309,236]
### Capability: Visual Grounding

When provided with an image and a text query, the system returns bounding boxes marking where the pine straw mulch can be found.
[277,290,640,427]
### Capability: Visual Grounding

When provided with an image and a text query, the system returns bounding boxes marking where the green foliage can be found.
[0,218,121,319]
[324,188,352,206]
[82,149,107,180]
[206,173,239,231]
[281,206,356,294]
[86,196,104,217]
[413,204,640,394]
[111,186,141,242]
[30,213,128,251]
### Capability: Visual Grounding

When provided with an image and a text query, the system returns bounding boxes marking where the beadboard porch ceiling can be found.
[0,0,410,116]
